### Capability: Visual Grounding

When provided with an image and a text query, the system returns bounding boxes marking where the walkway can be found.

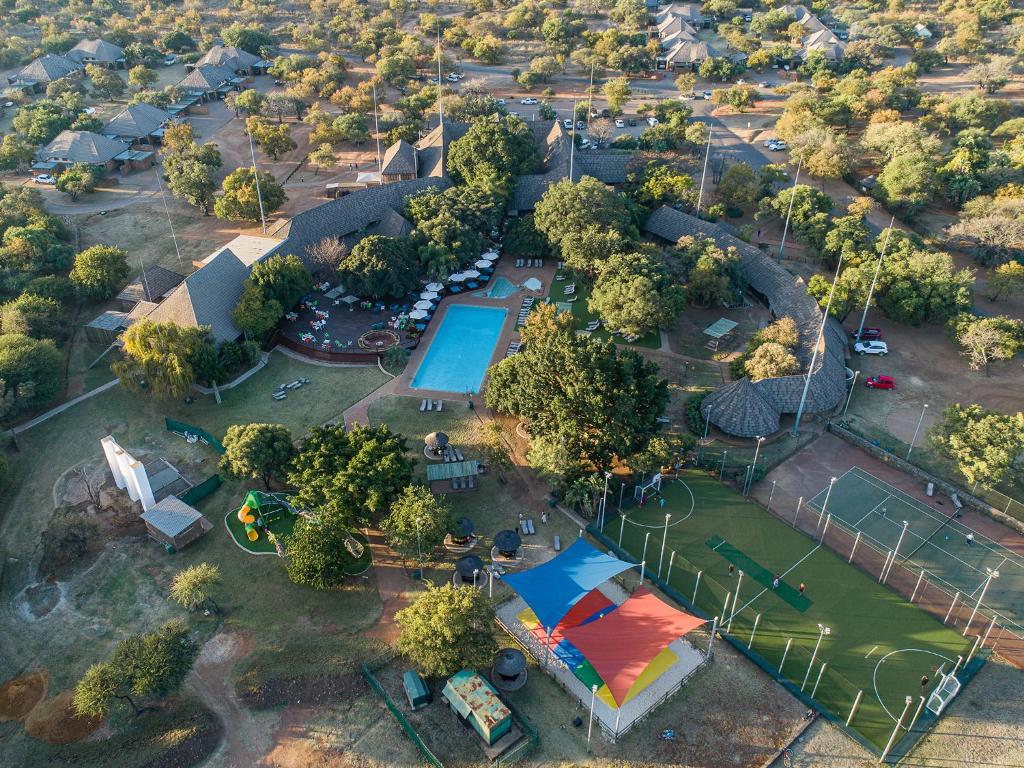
[7,379,119,437]
[363,527,416,643]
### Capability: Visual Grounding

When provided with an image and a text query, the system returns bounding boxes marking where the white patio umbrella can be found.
[419,291,439,301]
[425,282,444,292]
[449,273,468,282]
[414,300,434,310]
[462,269,481,279]
[409,309,429,320]
[340,295,360,304]
[474,259,494,269]
[523,277,543,292]
[481,250,499,260]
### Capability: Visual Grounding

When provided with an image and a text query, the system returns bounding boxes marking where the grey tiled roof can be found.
[17,54,83,83]
[196,45,261,71]
[644,206,848,436]
[415,122,470,178]
[513,121,578,212]
[368,207,414,239]
[381,139,417,176]
[68,38,125,63]
[178,64,234,91]
[104,103,171,138]
[141,496,204,537]
[116,266,184,304]
[40,130,127,163]
[270,177,450,264]
[147,248,249,342]
[663,40,721,65]
[576,152,636,184]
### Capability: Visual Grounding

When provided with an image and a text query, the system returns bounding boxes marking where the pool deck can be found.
[393,259,555,401]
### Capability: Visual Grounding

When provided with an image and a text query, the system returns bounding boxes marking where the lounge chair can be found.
[585,321,600,331]
[415,323,426,331]
[537,259,544,267]
[420,399,428,412]
[555,274,566,281]
[450,285,463,293]
[272,392,286,401]
[566,295,578,302]
[435,400,443,412]
[465,281,479,289]
[425,399,433,411]
[466,476,476,490]
[557,261,564,269]
[515,258,524,267]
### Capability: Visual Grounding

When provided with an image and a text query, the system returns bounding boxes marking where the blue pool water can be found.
[411,305,508,393]
[474,276,517,299]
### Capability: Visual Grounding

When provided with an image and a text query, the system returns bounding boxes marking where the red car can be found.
[865,375,895,390]
[851,327,883,341]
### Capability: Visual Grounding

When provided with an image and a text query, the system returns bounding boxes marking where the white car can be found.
[854,341,889,356]
[614,118,625,128]
[702,90,712,99]
[446,73,459,82]
[495,98,506,106]
[520,97,538,105]
[508,110,520,118]
[563,118,573,129]
[646,116,659,126]
[33,174,56,184]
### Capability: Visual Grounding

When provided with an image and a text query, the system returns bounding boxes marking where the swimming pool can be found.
[411,305,508,393]
[473,276,518,299]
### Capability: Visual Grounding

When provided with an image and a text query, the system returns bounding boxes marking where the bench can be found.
[926,482,934,497]
[553,535,561,551]
[951,493,963,510]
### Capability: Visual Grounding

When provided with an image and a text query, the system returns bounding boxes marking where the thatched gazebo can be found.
[491,648,527,691]
[424,431,449,457]
[453,554,485,588]
[444,517,477,553]
[491,529,523,568]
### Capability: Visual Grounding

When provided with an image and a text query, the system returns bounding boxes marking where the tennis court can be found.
[806,467,1024,636]
[609,471,978,755]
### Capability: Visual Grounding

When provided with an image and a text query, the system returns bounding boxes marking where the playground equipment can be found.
[235,491,299,543]
[635,472,663,505]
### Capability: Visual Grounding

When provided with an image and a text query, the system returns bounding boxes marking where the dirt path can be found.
[363,527,414,644]
[187,630,265,768]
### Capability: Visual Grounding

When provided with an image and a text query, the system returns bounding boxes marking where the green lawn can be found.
[610,471,976,752]
[544,273,662,349]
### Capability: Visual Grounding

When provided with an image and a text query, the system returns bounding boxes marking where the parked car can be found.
[680,92,695,100]
[647,116,659,126]
[767,140,787,151]
[865,375,896,390]
[854,341,889,356]
[627,117,637,126]
[520,97,538,105]
[508,110,520,118]
[851,327,883,341]
[615,118,625,128]
[496,98,506,106]
[576,120,585,130]
[759,81,770,88]
[702,90,712,99]
[600,108,611,118]
[273,79,285,86]
[33,174,56,184]
[446,73,459,82]
[563,118,573,129]
[163,55,178,66]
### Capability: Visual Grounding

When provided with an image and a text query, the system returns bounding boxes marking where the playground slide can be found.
[244,523,259,541]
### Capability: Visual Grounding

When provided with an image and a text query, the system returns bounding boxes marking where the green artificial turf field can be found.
[609,471,977,752]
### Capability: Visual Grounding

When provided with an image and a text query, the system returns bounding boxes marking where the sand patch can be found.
[24,690,104,744]
[0,669,48,721]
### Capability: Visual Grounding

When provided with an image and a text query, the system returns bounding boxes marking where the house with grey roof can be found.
[380,139,418,182]
[176,64,243,101]
[146,247,251,343]
[38,130,137,172]
[800,29,846,61]
[644,206,848,437]
[68,38,126,69]
[193,44,270,75]
[115,266,185,311]
[140,496,211,551]
[655,3,707,29]
[8,54,83,91]
[104,103,172,145]
[659,40,724,70]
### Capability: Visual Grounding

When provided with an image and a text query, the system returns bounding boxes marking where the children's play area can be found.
[602,471,984,758]
[224,490,300,554]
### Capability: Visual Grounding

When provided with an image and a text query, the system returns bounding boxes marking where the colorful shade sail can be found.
[501,537,633,631]
[562,587,705,705]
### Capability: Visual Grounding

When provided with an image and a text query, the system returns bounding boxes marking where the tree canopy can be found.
[285,511,364,590]
[341,235,418,299]
[221,423,296,489]
[588,252,686,336]
[396,583,498,677]
[930,403,1024,487]
[214,168,286,222]
[113,320,219,398]
[533,177,637,253]
[381,484,455,564]
[0,332,63,414]
[69,245,129,301]
[448,118,541,194]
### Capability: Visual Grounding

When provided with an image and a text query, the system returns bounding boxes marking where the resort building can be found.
[67,38,126,69]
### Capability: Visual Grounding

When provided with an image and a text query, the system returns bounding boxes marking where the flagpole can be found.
[372,82,382,175]
[154,167,182,265]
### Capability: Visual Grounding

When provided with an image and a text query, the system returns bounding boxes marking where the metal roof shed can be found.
[441,670,512,746]
[703,317,738,350]
[403,670,431,710]
[140,496,210,552]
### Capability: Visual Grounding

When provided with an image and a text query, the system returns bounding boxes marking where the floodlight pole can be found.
[695,122,713,216]
[641,531,650,570]
[727,570,743,632]
[667,551,677,584]
[247,129,267,234]
[880,697,913,764]
[154,167,182,265]
[372,82,382,174]
[855,215,895,342]
[569,93,577,181]
[964,568,999,636]
[658,513,671,577]
[586,683,598,752]
[776,157,802,263]
[817,477,837,535]
[699,401,715,464]
[793,251,845,436]
[842,371,859,421]
[707,616,718,656]
[883,521,909,584]
[586,60,596,132]
[639,559,647,585]
[488,568,494,598]
[907,403,929,460]
[802,624,830,691]
[436,28,444,128]
[745,436,764,495]
[719,450,727,481]
[473,568,479,590]
[600,471,612,531]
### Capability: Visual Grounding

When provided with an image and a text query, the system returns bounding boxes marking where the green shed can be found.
[441,670,512,746]
[403,670,431,710]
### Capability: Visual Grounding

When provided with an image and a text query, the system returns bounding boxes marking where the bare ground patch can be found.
[0,669,48,722]
[23,690,104,744]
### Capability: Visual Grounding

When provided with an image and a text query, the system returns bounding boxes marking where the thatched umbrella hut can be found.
[424,431,449,456]
[491,648,527,691]
[493,530,522,558]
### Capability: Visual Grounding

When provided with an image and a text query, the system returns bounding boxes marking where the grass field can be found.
[611,471,976,752]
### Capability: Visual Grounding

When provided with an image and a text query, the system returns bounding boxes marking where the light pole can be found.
[855,215,895,343]
[777,156,802,263]
[695,121,713,216]
[600,471,612,531]
[842,371,860,421]
[793,250,844,436]
[964,568,999,636]
[586,683,598,752]
[817,477,837,535]
[883,520,909,584]
[745,436,765,495]
[700,401,715,464]
[658,513,672,577]
[907,403,929,460]
[640,531,651,571]
[802,624,830,691]
[415,516,423,579]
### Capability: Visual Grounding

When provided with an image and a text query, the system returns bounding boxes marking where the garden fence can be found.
[164,418,226,454]
[178,474,222,506]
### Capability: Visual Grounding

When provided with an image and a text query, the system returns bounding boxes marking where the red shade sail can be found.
[562,587,706,705]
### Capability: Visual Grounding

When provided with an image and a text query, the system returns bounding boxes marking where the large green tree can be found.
[447,118,541,194]
[948,313,1024,376]
[381,484,454,564]
[169,563,221,613]
[930,404,1024,487]
[214,168,286,222]
[0,292,64,340]
[342,235,418,299]
[69,245,129,301]
[0,333,63,413]
[533,177,636,253]
[233,253,311,337]
[113,320,220,398]
[221,423,296,489]
[486,308,668,477]
[395,583,498,677]
[73,620,196,718]
[588,252,685,336]
[55,163,97,201]
[285,511,363,589]
[289,423,414,525]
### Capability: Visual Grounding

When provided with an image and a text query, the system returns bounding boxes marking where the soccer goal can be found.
[635,473,663,505]
[926,671,961,716]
